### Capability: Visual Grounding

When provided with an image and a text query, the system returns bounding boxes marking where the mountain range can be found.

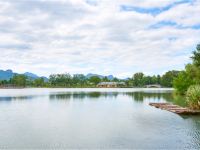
[0,70,117,81]
[0,69,48,81]
[86,73,114,80]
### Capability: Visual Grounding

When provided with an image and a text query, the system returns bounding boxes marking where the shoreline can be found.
[0,87,174,90]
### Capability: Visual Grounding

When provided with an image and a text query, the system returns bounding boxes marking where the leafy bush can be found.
[173,71,193,95]
[186,85,200,110]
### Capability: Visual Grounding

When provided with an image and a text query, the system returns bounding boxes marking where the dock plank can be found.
[149,103,200,115]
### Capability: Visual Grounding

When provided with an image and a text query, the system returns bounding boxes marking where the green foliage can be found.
[161,70,179,87]
[0,80,9,85]
[173,71,193,94]
[157,75,161,84]
[185,63,200,84]
[174,44,200,94]
[143,76,152,85]
[49,74,72,87]
[191,44,200,67]
[186,85,200,110]
[0,70,181,88]
[72,74,86,87]
[11,74,27,87]
[102,77,109,82]
[130,71,178,87]
[113,77,119,82]
[132,72,144,87]
[89,76,101,85]
[34,78,45,87]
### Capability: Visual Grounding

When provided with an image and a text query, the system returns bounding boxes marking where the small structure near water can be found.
[97,82,126,88]
[145,84,162,88]
[149,103,200,115]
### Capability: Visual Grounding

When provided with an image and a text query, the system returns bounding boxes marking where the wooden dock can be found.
[149,103,200,115]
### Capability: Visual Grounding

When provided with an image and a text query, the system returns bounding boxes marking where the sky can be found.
[0,0,200,78]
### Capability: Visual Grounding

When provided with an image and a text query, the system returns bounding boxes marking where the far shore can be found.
[0,87,174,89]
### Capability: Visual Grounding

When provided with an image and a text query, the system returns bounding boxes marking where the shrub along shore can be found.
[173,44,200,110]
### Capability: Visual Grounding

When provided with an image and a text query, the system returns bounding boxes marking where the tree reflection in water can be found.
[0,96,35,102]
[0,91,186,106]
[49,91,181,104]
[125,92,174,102]
[49,92,118,100]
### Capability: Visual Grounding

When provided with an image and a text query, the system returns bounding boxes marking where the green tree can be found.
[113,77,119,82]
[173,43,200,94]
[11,74,27,87]
[143,76,152,85]
[126,78,133,87]
[49,73,72,87]
[133,72,144,87]
[0,80,9,85]
[34,78,45,87]
[173,71,193,94]
[191,44,200,67]
[72,74,86,87]
[102,77,109,82]
[49,74,57,86]
[157,75,161,84]
[151,75,158,84]
[161,70,179,87]
[89,76,101,85]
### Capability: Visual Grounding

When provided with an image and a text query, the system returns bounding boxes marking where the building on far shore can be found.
[97,82,126,88]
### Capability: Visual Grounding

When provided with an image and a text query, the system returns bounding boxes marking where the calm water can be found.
[0,88,200,149]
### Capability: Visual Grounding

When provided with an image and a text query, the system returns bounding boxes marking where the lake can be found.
[0,88,200,149]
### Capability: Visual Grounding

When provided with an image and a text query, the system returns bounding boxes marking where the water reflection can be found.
[49,92,118,100]
[0,96,35,102]
[49,91,175,102]
[125,92,173,102]
[0,91,186,106]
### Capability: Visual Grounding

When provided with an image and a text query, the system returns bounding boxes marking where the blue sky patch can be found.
[149,21,200,30]
[150,21,177,28]
[120,0,194,16]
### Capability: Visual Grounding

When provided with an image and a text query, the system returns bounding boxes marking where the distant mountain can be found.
[0,69,16,80]
[24,72,39,79]
[86,73,104,79]
[107,75,114,80]
[86,73,114,80]
[0,69,124,82]
[0,69,48,81]
[24,72,48,81]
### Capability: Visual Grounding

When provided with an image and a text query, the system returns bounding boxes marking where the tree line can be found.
[0,71,179,88]
[126,70,179,87]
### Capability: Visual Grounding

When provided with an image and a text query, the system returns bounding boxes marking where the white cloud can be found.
[0,0,199,78]
[157,2,200,26]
